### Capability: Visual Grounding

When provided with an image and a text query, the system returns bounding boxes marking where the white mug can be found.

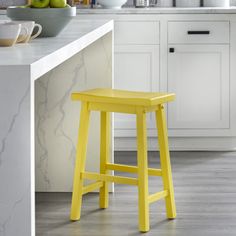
[0,23,28,47]
[12,21,42,43]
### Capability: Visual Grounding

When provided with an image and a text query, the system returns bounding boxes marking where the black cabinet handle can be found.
[187,31,210,35]
[169,48,175,53]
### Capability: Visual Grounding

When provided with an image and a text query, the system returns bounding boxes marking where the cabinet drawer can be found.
[115,21,160,45]
[168,21,229,44]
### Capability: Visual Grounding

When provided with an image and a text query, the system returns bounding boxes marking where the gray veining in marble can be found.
[35,33,113,192]
[0,66,31,236]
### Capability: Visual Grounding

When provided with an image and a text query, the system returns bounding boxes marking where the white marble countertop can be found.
[0,19,113,79]
[2,6,236,15]
[76,6,236,14]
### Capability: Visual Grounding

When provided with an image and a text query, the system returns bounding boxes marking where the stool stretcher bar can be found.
[82,181,104,195]
[148,190,169,204]
[81,172,138,185]
[106,163,162,176]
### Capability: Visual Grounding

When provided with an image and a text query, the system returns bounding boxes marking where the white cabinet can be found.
[168,21,230,44]
[114,45,159,135]
[167,44,230,130]
[78,14,236,150]
[114,21,160,136]
[114,21,160,45]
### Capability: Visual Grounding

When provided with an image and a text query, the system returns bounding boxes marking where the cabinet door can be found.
[114,45,159,135]
[168,45,229,130]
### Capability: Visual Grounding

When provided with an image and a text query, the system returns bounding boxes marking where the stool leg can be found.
[70,102,90,221]
[136,109,150,232]
[99,111,110,209]
[156,104,176,219]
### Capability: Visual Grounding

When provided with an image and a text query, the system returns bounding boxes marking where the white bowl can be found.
[97,0,128,9]
[7,6,76,37]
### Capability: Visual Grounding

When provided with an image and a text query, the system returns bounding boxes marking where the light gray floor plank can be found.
[36,151,236,236]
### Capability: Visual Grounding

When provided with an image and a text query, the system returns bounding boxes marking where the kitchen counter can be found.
[2,6,236,15]
[76,6,236,14]
[0,19,113,236]
[0,19,112,78]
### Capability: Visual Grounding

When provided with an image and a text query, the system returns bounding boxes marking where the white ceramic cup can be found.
[0,23,28,47]
[12,21,42,43]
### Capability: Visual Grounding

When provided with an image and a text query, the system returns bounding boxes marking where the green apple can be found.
[50,0,67,8]
[31,0,50,8]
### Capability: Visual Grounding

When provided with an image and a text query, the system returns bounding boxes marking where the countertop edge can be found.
[30,20,113,80]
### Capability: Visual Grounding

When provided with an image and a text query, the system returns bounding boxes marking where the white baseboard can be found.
[115,137,236,151]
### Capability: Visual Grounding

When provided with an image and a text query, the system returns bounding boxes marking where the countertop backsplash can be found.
[125,0,236,6]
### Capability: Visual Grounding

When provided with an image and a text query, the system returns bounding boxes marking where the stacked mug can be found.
[0,21,42,47]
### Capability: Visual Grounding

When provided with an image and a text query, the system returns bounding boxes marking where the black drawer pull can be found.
[187,31,210,35]
[169,48,175,53]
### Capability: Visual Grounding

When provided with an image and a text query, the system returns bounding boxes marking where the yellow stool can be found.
[70,88,176,232]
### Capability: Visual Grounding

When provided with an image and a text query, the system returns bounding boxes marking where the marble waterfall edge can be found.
[35,33,113,192]
[0,66,31,236]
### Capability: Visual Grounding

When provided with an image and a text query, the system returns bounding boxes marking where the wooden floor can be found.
[36,151,236,236]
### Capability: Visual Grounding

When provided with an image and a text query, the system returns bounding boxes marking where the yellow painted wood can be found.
[148,190,168,204]
[70,102,90,221]
[148,168,162,176]
[136,109,150,232]
[82,172,138,186]
[70,88,176,232]
[89,102,137,114]
[88,102,160,114]
[99,112,110,209]
[82,181,103,195]
[106,163,162,176]
[72,89,175,107]
[83,0,90,4]
[156,105,177,219]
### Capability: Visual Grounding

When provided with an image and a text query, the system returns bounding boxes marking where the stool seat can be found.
[72,88,175,106]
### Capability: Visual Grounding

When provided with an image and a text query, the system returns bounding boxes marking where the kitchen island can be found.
[0,19,113,236]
